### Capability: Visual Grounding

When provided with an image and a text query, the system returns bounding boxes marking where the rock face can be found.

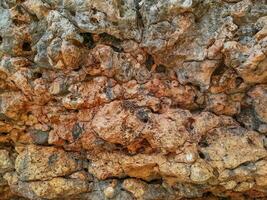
[0,0,267,199]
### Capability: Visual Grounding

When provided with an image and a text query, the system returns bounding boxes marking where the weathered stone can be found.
[0,92,26,120]
[103,186,115,199]
[201,127,267,170]
[0,0,267,199]
[190,161,214,183]
[176,60,220,90]
[92,100,145,146]
[248,85,267,123]
[4,172,89,200]
[30,130,49,145]
[122,178,147,199]
[15,145,82,181]
[0,150,13,173]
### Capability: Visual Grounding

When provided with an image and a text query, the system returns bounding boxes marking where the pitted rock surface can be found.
[0,0,267,199]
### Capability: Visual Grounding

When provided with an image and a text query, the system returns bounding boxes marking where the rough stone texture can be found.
[0,0,267,199]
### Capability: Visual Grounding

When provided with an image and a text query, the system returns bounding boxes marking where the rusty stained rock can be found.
[0,0,267,199]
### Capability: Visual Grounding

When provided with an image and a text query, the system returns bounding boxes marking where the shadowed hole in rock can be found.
[73,66,82,72]
[183,74,189,80]
[156,64,166,73]
[22,41,31,51]
[198,138,209,147]
[12,19,25,26]
[247,137,255,145]
[50,99,58,104]
[212,63,226,76]
[84,74,98,81]
[203,192,213,197]
[32,72,42,79]
[72,123,84,140]
[134,0,144,28]
[184,117,195,133]
[69,9,76,16]
[240,161,253,168]
[111,45,123,52]
[219,197,230,200]
[17,0,27,3]
[233,114,246,129]
[235,77,244,87]
[213,168,219,177]
[115,143,124,150]
[136,108,150,123]
[0,36,2,44]
[198,151,206,159]
[92,8,97,15]
[146,178,163,185]
[26,111,32,116]
[99,33,123,52]
[127,137,154,155]
[90,17,98,24]
[80,32,95,49]
[0,132,8,135]
[145,54,154,71]
[99,33,122,43]
[130,138,154,155]
[193,84,201,92]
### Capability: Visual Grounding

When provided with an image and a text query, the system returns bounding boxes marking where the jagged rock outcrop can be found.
[0,0,267,199]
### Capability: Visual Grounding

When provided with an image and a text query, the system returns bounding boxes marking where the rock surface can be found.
[0,0,267,199]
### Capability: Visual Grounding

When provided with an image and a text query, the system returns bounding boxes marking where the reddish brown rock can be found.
[0,0,267,199]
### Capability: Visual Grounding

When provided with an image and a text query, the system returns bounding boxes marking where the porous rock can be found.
[0,0,267,199]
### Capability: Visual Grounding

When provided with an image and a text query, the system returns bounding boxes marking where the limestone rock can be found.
[248,85,267,123]
[0,0,267,199]
[15,145,82,181]
[0,150,14,174]
[4,172,90,200]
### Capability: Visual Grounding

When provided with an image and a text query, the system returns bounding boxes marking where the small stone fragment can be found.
[103,186,115,199]
[0,150,13,173]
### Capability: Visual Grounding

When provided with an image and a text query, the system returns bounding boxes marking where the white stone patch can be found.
[186,153,193,162]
